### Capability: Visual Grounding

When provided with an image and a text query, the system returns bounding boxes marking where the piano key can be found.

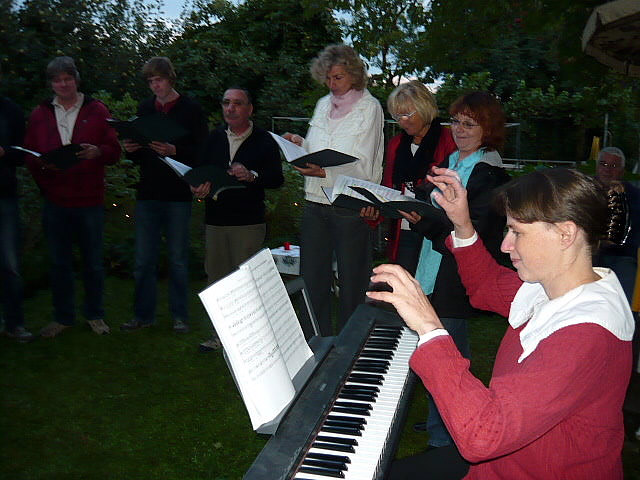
[320,425,363,436]
[312,441,356,453]
[306,452,351,463]
[302,458,348,471]
[298,465,345,478]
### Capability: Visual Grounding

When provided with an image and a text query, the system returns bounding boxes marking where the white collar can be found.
[509,267,635,362]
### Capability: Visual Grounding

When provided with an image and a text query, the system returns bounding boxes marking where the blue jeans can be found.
[133,200,191,325]
[0,198,24,330]
[42,201,105,325]
[427,317,471,447]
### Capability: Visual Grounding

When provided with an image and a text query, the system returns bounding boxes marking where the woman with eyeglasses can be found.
[282,44,384,336]
[400,91,511,448]
[380,81,457,275]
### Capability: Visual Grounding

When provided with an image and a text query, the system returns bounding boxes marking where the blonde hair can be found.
[310,44,368,91]
[387,81,438,125]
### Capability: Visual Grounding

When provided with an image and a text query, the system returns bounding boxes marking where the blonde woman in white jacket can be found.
[284,44,384,335]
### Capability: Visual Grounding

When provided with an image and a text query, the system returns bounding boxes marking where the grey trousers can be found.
[300,201,372,336]
[205,223,266,285]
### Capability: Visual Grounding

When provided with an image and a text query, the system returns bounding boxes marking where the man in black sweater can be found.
[0,79,33,342]
[194,87,283,351]
[120,57,208,333]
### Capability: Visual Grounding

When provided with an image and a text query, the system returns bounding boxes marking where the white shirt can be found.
[52,93,84,145]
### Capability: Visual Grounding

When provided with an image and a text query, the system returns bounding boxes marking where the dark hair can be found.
[46,56,80,83]
[494,168,608,252]
[141,57,176,84]
[224,86,253,105]
[449,91,505,151]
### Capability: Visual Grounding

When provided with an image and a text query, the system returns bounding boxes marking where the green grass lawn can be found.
[1,276,639,479]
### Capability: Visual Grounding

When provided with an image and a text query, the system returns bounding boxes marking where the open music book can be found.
[160,157,245,200]
[198,248,314,431]
[107,114,187,144]
[11,144,83,170]
[322,175,436,219]
[268,132,357,167]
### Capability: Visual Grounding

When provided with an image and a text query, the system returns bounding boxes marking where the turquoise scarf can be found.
[414,149,485,294]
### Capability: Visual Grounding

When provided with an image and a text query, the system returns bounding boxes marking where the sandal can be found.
[40,322,70,338]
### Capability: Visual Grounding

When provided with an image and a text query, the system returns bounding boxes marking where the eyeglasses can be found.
[450,117,480,129]
[221,99,247,107]
[391,111,417,122]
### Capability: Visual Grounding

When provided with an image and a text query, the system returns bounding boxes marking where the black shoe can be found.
[413,422,428,432]
[120,319,151,331]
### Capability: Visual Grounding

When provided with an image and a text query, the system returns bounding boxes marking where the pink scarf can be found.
[329,89,364,119]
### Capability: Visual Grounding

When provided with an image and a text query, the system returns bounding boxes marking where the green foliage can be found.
[264,163,305,247]
[334,0,429,88]
[168,0,342,126]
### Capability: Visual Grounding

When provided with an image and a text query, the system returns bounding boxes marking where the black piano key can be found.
[302,458,348,471]
[359,350,393,360]
[324,419,365,429]
[321,425,363,436]
[341,385,380,394]
[332,405,371,416]
[354,359,390,367]
[338,392,376,402]
[316,435,358,446]
[352,365,388,374]
[312,441,356,453]
[298,465,345,478]
[346,375,382,385]
[335,401,372,410]
[349,373,385,381]
[326,414,367,425]
[365,339,397,347]
[306,452,352,463]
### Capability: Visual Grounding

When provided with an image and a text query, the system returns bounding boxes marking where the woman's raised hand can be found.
[427,167,475,239]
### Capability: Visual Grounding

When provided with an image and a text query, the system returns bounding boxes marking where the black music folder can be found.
[11,144,83,169]
[269,132,357,168]
[107,114,188,144]
[160,157,246,200]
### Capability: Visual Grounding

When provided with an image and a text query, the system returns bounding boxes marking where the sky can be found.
[158,0,189,19]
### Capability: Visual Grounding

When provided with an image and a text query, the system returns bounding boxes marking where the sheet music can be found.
[268,132,308,162]
[241,249,313,378]
[198,268,295,429]
[160,156,192,176]
[331,175,408,203]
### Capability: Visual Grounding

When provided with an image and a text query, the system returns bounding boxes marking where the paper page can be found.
[10,145,41,157]
[198,269,295,429]
[269,132,308,162]
[333,175,406,203]
[241,249,313,379]
[160,156,192,177]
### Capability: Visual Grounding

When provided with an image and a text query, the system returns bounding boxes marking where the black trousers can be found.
[388,444,470,480]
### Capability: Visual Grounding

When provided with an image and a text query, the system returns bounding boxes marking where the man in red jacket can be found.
[25,56,120,338]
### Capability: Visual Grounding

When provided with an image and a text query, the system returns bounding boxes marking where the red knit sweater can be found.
[409,236,630,479]
[25,97,120,207]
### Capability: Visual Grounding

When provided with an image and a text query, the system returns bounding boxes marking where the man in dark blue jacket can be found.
[195,87,283,351]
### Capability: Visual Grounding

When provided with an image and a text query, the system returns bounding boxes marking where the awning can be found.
[582,0,640,77]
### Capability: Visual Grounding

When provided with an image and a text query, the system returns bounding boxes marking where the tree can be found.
[333,0,429,89]
[168,0,343,125]
[1,0,174,108]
